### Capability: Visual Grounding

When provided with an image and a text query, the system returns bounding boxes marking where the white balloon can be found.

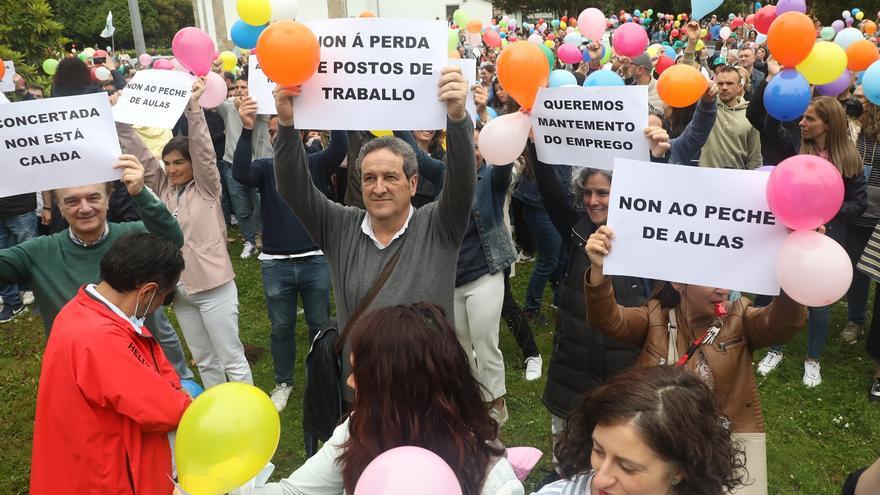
[270,0,299,21]
[478,112,531,165]
[834,27,863,50]
[94,66,112,81]
[776,231,853,307]
[720,26,732,41]
[528,34,543,44]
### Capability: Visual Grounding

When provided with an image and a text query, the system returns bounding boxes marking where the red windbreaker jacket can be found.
[30,287,191,494]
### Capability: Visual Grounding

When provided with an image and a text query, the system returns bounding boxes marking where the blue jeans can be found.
[0,212,36,306]
[522,205,562,312]
[217,160,233,225]
[224,162,261,244]
[846,223,875,324]
[261,256,331,385]
[770,305,830,360]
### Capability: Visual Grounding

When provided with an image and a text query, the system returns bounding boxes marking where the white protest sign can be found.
[0,93,121,196]
[0,93,8,104]
[1,61,15,92]
[294,18,447,130]
[603,159,789,295]
[531,86,649,170]
[113,70,194,128]
[450,58,477,123]
[248,55,277,115]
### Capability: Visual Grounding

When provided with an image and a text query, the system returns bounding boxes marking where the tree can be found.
[0,0,67,85]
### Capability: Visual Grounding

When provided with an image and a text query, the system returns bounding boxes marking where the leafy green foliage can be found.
[0,0,67,84]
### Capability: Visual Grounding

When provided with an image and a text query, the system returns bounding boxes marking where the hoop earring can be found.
[672,479,681,486]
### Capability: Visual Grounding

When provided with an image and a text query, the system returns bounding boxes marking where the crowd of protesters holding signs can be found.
[4,1,880,494]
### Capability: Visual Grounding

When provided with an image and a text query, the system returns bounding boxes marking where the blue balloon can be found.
[852,8,860,15]
[584,70,624,87]
[564,32,584,45]
[764,69,811,121]
[864,62,880,105]
[486,107,498,120]
[549,69,578,87]
[181,379,204,398]
[634,9,641,17]
[664,46,677,59]
[500,32,507,39]
[756,2,761,8]
[231,19,266,49]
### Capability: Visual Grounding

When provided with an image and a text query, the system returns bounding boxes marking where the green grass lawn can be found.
[2,237,880,493]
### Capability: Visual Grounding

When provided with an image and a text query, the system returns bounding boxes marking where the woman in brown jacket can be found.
[584,225,807,495]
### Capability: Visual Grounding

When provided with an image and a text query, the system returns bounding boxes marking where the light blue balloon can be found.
[852,8,860,15]
[564,32,584,45]
[835,27,864,50]
[764,69,811,121]
[231,19,266,49]
[755,33,767,44]
[181,379,204,398]
[584,70,624,87]
[634,9,641,17]
[664,46,677,59]
[549,69,578,87]
[486,107,498,119]
[864,62,880,106]
[691,0,723,21]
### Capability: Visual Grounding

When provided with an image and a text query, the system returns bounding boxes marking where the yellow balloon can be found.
[796,41,847,85]
[674,20,681,28]
[696,40,705,51]
[176,383,280,495]
[855,11,864,21]
[647,44,663,57]
[219,51,237,71]
[701,28,708,37]
[237,0,271,27]
[560,21,567,29]
[370,130,393,137]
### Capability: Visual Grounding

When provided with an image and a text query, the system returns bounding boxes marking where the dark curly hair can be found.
[555,365,747,494]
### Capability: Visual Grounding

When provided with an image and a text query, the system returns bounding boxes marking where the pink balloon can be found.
[612,22,649,57]
[578,7,606,41]
[557,43,583,64]
[172,27,216,76]
[353,446,462,495]
[478,111,531,165]
[138,53,152,67]
[483,30,502,48]
[776,230,852,306]
[765,154,844,230]
[199,71,227,109]
[152,59,174,70]
[506,447,543,481]
[171,58,188,73]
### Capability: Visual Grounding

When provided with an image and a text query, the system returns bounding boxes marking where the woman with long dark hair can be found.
[537,366,746,495]
[253,303,523,495]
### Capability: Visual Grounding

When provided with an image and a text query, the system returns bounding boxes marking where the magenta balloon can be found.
[354,446,463,495]
[817,69,852,96]
[199,71,227,108]
[775,0,806,15]
[558,43,583,64]
[171,27,216,76]
[766,154,844,230]
[776,230,852,306]
[612,22,649,57]
[152,59,174,70]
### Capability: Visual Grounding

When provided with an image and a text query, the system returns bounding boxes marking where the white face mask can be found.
[129,289,157,329]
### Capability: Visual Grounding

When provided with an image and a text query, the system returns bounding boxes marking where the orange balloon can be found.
[359,11,376,17]
[0,59,5,81]
[847,39,880,72]
[496,41,549,110]
[466,19,483,34]
[864,20,877,36]
[449,50,461,59]
[657,64,708,108]
[256,20,320,87]
[767,12,816,67]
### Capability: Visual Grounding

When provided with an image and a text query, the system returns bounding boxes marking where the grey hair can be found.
[570,167,612,210]
[356,136,418,179]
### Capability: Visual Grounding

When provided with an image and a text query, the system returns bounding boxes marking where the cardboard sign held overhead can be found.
[294,18,448,131]
[603,159,789,295]
[113,70,195,129]
[531,86,650,170]
[0,93,121,196]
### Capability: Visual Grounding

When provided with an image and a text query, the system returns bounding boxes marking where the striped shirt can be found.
[852,133,880,228]
[532,474,593,495]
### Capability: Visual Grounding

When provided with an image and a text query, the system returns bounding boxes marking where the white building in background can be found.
[192,0,494,49]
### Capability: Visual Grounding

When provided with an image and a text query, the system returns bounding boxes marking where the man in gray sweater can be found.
[272,66,474,400]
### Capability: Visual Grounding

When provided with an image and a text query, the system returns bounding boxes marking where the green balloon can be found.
[601,43,612,64]
[539,43,555,71]
[42,58,59,75]
[820,26,835,41]
[447,29,459,53]
[77,53,88,61]
[452,8,469,27]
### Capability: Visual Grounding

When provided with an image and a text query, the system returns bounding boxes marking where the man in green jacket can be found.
[0,154,191,379]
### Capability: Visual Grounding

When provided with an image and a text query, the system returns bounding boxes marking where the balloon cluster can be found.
[231,0,299,49]
[766,156,851,306]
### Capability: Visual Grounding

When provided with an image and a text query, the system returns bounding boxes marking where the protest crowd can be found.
[4,1,880,494]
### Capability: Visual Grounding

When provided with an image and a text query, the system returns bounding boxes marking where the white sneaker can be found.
[524,355,543,381]
[757,351,783,376]
[240,241,257,259]
[270,383,292,412]
[21,291,34,306]
[803,360,822,388]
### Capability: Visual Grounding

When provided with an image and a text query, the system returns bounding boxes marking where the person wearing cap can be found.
[628,53,664,112]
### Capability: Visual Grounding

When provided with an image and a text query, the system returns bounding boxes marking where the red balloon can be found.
[671,29,680,37]
[655,55,675,75]
[731,17,745,29]
[754,6,777,34]
[746,14,755,24]
[561,16,568,23]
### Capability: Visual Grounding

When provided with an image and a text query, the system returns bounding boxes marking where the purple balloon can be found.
[817,69,852,96]
[776,0,806,15]
[832,19,845,32]
[846,17,854,26]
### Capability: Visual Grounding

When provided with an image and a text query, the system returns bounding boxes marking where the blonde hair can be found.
[800,96,863,178]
